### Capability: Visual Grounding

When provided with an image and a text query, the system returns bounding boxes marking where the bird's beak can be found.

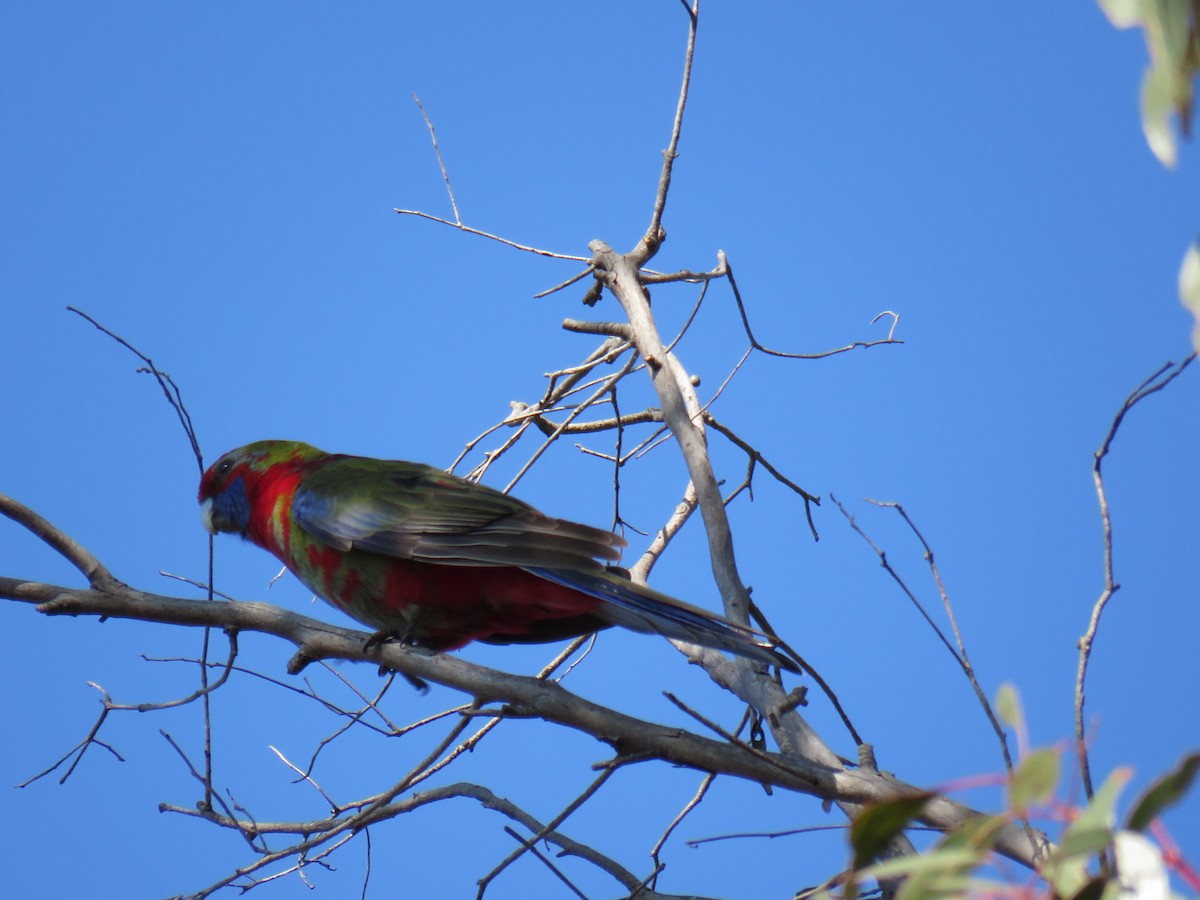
[200,497,218,535]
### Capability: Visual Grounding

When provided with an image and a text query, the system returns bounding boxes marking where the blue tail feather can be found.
[526,567,797,672]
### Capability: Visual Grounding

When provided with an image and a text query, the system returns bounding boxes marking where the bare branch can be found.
[562,318,635,340]
[64,307,219,804]
[499,828,589,900]
[643,0,700,253]
[0,565,1046,865]
[703,413,821,540]
[17,682,125,787]
[534,265,596,299]
[1076,354,1195,798]
[411,93,461,225]
[113,630,239,712]
[723,254,903,359]
[650,771,715,888]
[529,408,663,438]
[0,493,116,589]
[640,262,726,285]
[833,495,1049,862]
[67,306,205,473]
[447,339,633,478]
[269,744,339,812]
[502,352,639,494]
[393,207,589,261]
[632,481,699,582]
[477,759,625,897]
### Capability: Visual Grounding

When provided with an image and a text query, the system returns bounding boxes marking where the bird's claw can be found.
[363,629,400,653]
[363,629,429,693]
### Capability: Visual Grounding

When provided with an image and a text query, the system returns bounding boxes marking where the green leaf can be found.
[860,846,983,884]
[849,792,935,869]
[995,683,1023,731]
[1141,64,1179,167]
[1041,767,1132,896]
[1152,0,1192,75]
[1099,0,1198,163]
[895,866,971,900]
[1127,751,1200,831]
[1075,766,1133,832]
[1010,747,1061,810]
[1043,849,1092,898]
[936,814,1009,853]
[1179,240,1200,353]
[1097,0,1144,28]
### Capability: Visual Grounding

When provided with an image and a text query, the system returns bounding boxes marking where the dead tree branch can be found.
[1075,354,1195,798]
[0,556,1045,868]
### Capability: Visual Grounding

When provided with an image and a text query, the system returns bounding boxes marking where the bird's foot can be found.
[362,629,429,693]
[363,628,403,653]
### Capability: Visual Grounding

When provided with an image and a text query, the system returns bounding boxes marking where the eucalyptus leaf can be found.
[1127,751,1200,831]
[1096,0,1144,28]
[1010,747,1061,810]
[1141,65,1178,167]
[995,683,1022,731]
[1178,241,1200,353]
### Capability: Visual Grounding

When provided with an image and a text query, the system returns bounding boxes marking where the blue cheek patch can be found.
[219,477,251,533]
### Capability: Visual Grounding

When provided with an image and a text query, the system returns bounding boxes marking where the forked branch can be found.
[1075,354,1195,797]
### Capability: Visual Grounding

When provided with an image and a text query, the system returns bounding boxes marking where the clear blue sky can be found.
[2,3,1197,898]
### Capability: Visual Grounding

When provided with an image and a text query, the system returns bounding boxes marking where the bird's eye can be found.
[217,459,234,476]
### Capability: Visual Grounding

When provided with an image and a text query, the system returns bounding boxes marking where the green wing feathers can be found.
[293,455,628,569]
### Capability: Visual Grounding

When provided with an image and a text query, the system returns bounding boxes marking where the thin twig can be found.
[317,660,401,731]
[688,823,850,847]
[160,729,241,826]
[641,264,726,285]
[534,265,596,299]
[172,701,486,898]
[477,759,625,897]
[871,501,1014,766]
[394,208,589,261]
[662,692,818,786]
[1075,354,1195,798]
[500,828,590,900]
[502,353,639,493]
[648,706,754,889]
[846,496,1040,858]
[17,683,125,787]
[448,401,580,474]
[644,0,699,250]
[158,571,238,602]
[67,306,217,804]
[722,255,903,359]
[269,744,339,812]
[650,772,715,888]
[112,630,239,712]
[140,653,410,740]
[533,408,663,437]
[66,306,205,472]
[411,93,461,225]
[703,413,820,540]
[664,278,711,353]
[833,495,969,670]
[632,482,699,582]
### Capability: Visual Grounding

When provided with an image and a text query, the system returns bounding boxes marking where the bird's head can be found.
[198,440,318,536]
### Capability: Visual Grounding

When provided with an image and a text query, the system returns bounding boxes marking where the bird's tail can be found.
[526,567,799,672]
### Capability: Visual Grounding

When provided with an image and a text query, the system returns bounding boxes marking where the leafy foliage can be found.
[1098,0,1200,168]
[832,687,1199,899]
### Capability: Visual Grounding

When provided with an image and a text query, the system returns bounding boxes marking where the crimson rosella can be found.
[198,440,795,670]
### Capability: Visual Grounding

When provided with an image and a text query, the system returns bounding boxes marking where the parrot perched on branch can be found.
[198,440,796,671]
